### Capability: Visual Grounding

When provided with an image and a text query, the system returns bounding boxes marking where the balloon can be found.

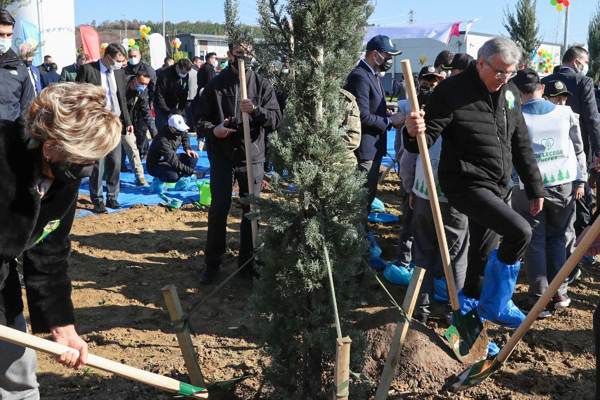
[557,4,564,10]
[557,0,563,3]
[147,27,151,32]
[564,0,570,5]
[551,0,557,5]
[142,33,147,39]
[128,38,135,46]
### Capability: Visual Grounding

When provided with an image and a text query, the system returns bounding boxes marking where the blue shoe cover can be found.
[488,341,500,356]
[150,178,166,194]
[371,197,385,213]
[174,176,193,191]
[383,261,413,286]
[477,249,526,328]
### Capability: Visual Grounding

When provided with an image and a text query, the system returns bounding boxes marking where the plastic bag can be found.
[367,232,387,270]
[434,278,449,303]
[371,197,385,213]
[368,212,399,224]
[384,261,414,286]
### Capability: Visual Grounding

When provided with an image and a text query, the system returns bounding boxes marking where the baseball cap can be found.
[168,114,190,132]
[544,80,572,98]
[512,68,540,89]
[449,53,475,71]
[366,35,402,55]
[418,65,443,80]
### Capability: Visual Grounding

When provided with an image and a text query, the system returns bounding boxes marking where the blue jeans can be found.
[149,153,198,183]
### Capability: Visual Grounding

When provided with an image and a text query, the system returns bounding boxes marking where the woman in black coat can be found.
[0,82,122,398]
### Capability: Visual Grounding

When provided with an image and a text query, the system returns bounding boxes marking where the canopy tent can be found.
[365,19,478,46]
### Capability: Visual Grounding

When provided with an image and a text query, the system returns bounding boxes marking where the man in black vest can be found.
[76,43,133,213]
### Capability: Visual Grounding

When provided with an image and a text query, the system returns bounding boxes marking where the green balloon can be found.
[551,0,557,5]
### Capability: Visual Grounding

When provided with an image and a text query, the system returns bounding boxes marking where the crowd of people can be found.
[3,4,600,398]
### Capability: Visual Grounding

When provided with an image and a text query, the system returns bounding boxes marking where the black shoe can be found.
[517,299,551,319]
[200,265,220,284]
[565,268,581,286]
[106,199,122,209]
[239,265,260,282]
[92,202,108,214]
[413,313,429,324]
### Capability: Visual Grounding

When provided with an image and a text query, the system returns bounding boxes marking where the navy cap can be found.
[544,80,572,98]
[418,65,443,80]
[512,68,540,89]
[366,35,402,55]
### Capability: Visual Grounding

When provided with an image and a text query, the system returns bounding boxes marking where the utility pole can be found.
[408,10,415,25]
[162,0,166,39]
[563,5,570,55]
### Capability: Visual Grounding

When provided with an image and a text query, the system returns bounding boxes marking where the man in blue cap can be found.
[344,34,403,223]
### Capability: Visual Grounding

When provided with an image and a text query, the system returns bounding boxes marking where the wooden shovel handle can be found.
[0,324,208,399]
[400,60,460,311]
[497,213,600,363]
[238,58,259,246]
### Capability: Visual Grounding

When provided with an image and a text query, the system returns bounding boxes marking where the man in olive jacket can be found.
[404,37,545,327]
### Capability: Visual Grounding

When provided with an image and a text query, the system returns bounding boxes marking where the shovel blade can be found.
[448,357,503,391]
[443,309,488,363]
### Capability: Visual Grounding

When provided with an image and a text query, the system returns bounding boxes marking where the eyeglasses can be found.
[485,60,517,80]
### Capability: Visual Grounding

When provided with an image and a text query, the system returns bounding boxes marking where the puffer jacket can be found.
[0,49,35,121]
[403,63,545,200]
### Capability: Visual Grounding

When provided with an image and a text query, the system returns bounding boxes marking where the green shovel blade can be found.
[444,309,488,363]
[206,375,251,393]
[450,356,503,391]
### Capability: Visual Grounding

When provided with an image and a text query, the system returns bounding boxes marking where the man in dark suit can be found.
[76,43,133,213]
[344,35,403,219]
[154,58,191,130]
[36,54,51,75]
[40,62,60,88]
[197,52,217,97]
[60,53,90,83]
[541,46,600,267]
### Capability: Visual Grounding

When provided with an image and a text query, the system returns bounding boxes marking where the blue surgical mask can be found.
[135,85,147,93]
[178,72,187,78]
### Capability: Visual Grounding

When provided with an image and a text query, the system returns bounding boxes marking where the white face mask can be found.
[577,60,589,76]
[0,37,12,54]
[108,57,122,70]
[129,57,140,65]
[378,71,386,78]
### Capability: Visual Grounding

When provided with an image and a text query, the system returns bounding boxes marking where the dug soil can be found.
[28,173,597,399]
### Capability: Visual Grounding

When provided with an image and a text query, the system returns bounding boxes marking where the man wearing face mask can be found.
[541,47,600,271]
[122,69,157,185]
[76,43,133,213]
[36,55,52,76]
[344,34,404,224]
[434,50,455,78]
[124,46,157,100]
[155,57,192,131]
[18,42,42,96]
[0,9,34,121]
[196,43,282,284]
[197,52,218,97]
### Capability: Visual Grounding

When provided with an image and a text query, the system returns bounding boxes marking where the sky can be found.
[74,0,597,46]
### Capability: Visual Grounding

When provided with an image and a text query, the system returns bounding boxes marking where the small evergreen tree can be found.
[557,169,564,181]
[543,173,549,185]
[503,0,542,67]
[566,169,571,179]
[224,0,375,398]
[550,173,556,183]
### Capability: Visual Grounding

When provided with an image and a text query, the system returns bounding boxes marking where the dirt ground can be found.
[27,172,598,400]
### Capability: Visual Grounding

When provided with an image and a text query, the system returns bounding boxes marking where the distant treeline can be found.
[81,19,262,37]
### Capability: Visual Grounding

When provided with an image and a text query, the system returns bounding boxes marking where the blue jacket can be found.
[29,65,42,94]
[41,70,60,88]
[344,60,389,160]
[0,49,35,121]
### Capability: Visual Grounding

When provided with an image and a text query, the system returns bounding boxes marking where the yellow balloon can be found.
[557,4,564,10]
[128,38,135,46]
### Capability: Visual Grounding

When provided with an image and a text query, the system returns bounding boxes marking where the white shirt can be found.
[99,59,118,114]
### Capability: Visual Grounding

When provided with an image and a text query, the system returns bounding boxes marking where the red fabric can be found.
[449,23,461,42]
[79,26,101,61]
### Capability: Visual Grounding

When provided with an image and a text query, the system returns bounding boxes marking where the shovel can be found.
[0,324,208,398]
[450,210,600,390]
[401,59,488,364]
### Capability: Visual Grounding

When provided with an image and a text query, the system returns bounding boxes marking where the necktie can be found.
[375,74,384,97]
[106,70,122,117]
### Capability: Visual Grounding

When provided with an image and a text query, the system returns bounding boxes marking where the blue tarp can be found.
[77,130,398,217]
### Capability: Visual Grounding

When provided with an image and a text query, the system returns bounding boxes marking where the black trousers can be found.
[445,187,532,299]
[595,300,600,399]
[204,151,264,269]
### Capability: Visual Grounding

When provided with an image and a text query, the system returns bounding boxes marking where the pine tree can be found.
[225,0,375,398]
[566,169,571,179]
[503,0,541,67]
[543,173,549,185]
[550,173,556,183]
[557,169,564,181]
[589,4,600,81]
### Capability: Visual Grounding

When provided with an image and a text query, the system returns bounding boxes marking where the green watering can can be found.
[199,181,212,206]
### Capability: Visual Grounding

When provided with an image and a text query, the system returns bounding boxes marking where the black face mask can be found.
[24,60,32,67]
[49,162,94,183]
[380,57,393,72]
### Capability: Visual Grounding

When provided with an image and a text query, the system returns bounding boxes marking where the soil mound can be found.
[358,308,464,393]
